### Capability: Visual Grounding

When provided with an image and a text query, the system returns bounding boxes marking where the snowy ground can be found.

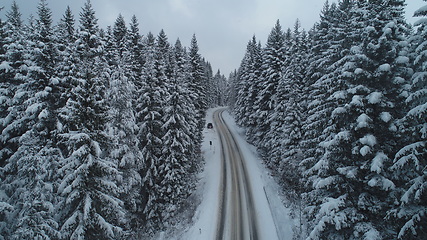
[163,108,295,240]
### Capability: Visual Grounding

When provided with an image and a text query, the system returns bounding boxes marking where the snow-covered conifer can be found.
[105,15,143,229]
[389,1,427,239]
[306,1,411,238]
[252,20,285,149]
[212,70,228,106]
[234,36,259,128]
[57,2,126,238]
[136,31,167,232]
[0,1,28,168]
[188,34,208,137]
[157,38,199,225]
[127,15,144,85]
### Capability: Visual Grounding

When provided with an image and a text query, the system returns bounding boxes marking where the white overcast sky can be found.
[0,0,424,76]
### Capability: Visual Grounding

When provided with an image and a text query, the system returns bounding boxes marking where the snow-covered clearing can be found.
[165,108,295,240]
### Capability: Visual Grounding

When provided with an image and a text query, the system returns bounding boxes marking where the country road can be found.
[213,109,261,240]
[181,108,292,240]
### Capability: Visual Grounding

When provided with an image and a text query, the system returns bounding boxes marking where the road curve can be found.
[213,109,259,240]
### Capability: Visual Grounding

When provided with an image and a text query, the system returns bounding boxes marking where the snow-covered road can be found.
[174,108,295,240]
[213,108,260,239]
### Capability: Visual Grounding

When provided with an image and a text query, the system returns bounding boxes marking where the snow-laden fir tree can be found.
[107,63,142,230]
[252,20,285,150]
[188,34,207,141]
[57,1,126,239]
[204,61,217,108]
[0,1,27,168]
[243,38,263,143]
[0,10,15,235]
[306,0,411,238]
[56,6,75,44]
[127,15,144,86]
[212,70,228,106]
[300,1,343,195]
[389,1,427,239]
[0,3,25,237]
[112,14,127,59]
[136,31,167,232]
[104,14,144,231]
[1,1,63,238]
[54,6,80,119]
[234,36,261,129]
[157,39,199,225]
[269,19,308,198]
[227,70,239,111]
[7,131,60,240]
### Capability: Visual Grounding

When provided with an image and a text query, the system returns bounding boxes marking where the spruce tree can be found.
[301,1,340,188]
[244,38,263,143]
[212,70,228,106]
[113,14,127,58]
[234,36,258,128]
[157,39,198,225]
[0,1,63,238]
[55,6,78,115]
[270,20,307,198]
[127,15,144,86]
[57,1,125,239]
[107,63,142,230]
[188,34,207,140]
[253,20,285,152]
[136,31,166,232]
[306,1,411,238]
[389,1,427,238]
[106,14,143,231]
[0,0,27,168]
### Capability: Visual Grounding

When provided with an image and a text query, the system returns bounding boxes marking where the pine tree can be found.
[253,20,285,153]
[0,10,15,236]
[188,34,207,139]
[234,36,258,128]
[301,0,338,188]
[157,38,198,225]
[55,6,78,115]
[228,70,239,111]
[127,15,144,86]
[244,38,263,143]
[204,61,216,108]
[212,70,228,106]
[5,1,22,29]
[389,1,427,238]
[0,0,27,168]
[107,63,142,230]
[57,2,125,239]
[0,1,63,238]
[172,38,199,174]
[270,19,307,199]
[113,14,127,59]
[135,31,166,232]
[306,1,411,238]
[8,131,60,240]
[57,6,75,44]
[105,14,143,231]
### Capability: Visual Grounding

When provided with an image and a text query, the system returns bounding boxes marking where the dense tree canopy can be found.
[231,0,427,239]
[0,0,222,238]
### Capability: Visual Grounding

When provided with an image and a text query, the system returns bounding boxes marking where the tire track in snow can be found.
[213,109,259,240]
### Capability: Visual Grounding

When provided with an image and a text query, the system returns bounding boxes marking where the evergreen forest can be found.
[0,0,227,239]
[1,0,426,239]
[230,0,426,239]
